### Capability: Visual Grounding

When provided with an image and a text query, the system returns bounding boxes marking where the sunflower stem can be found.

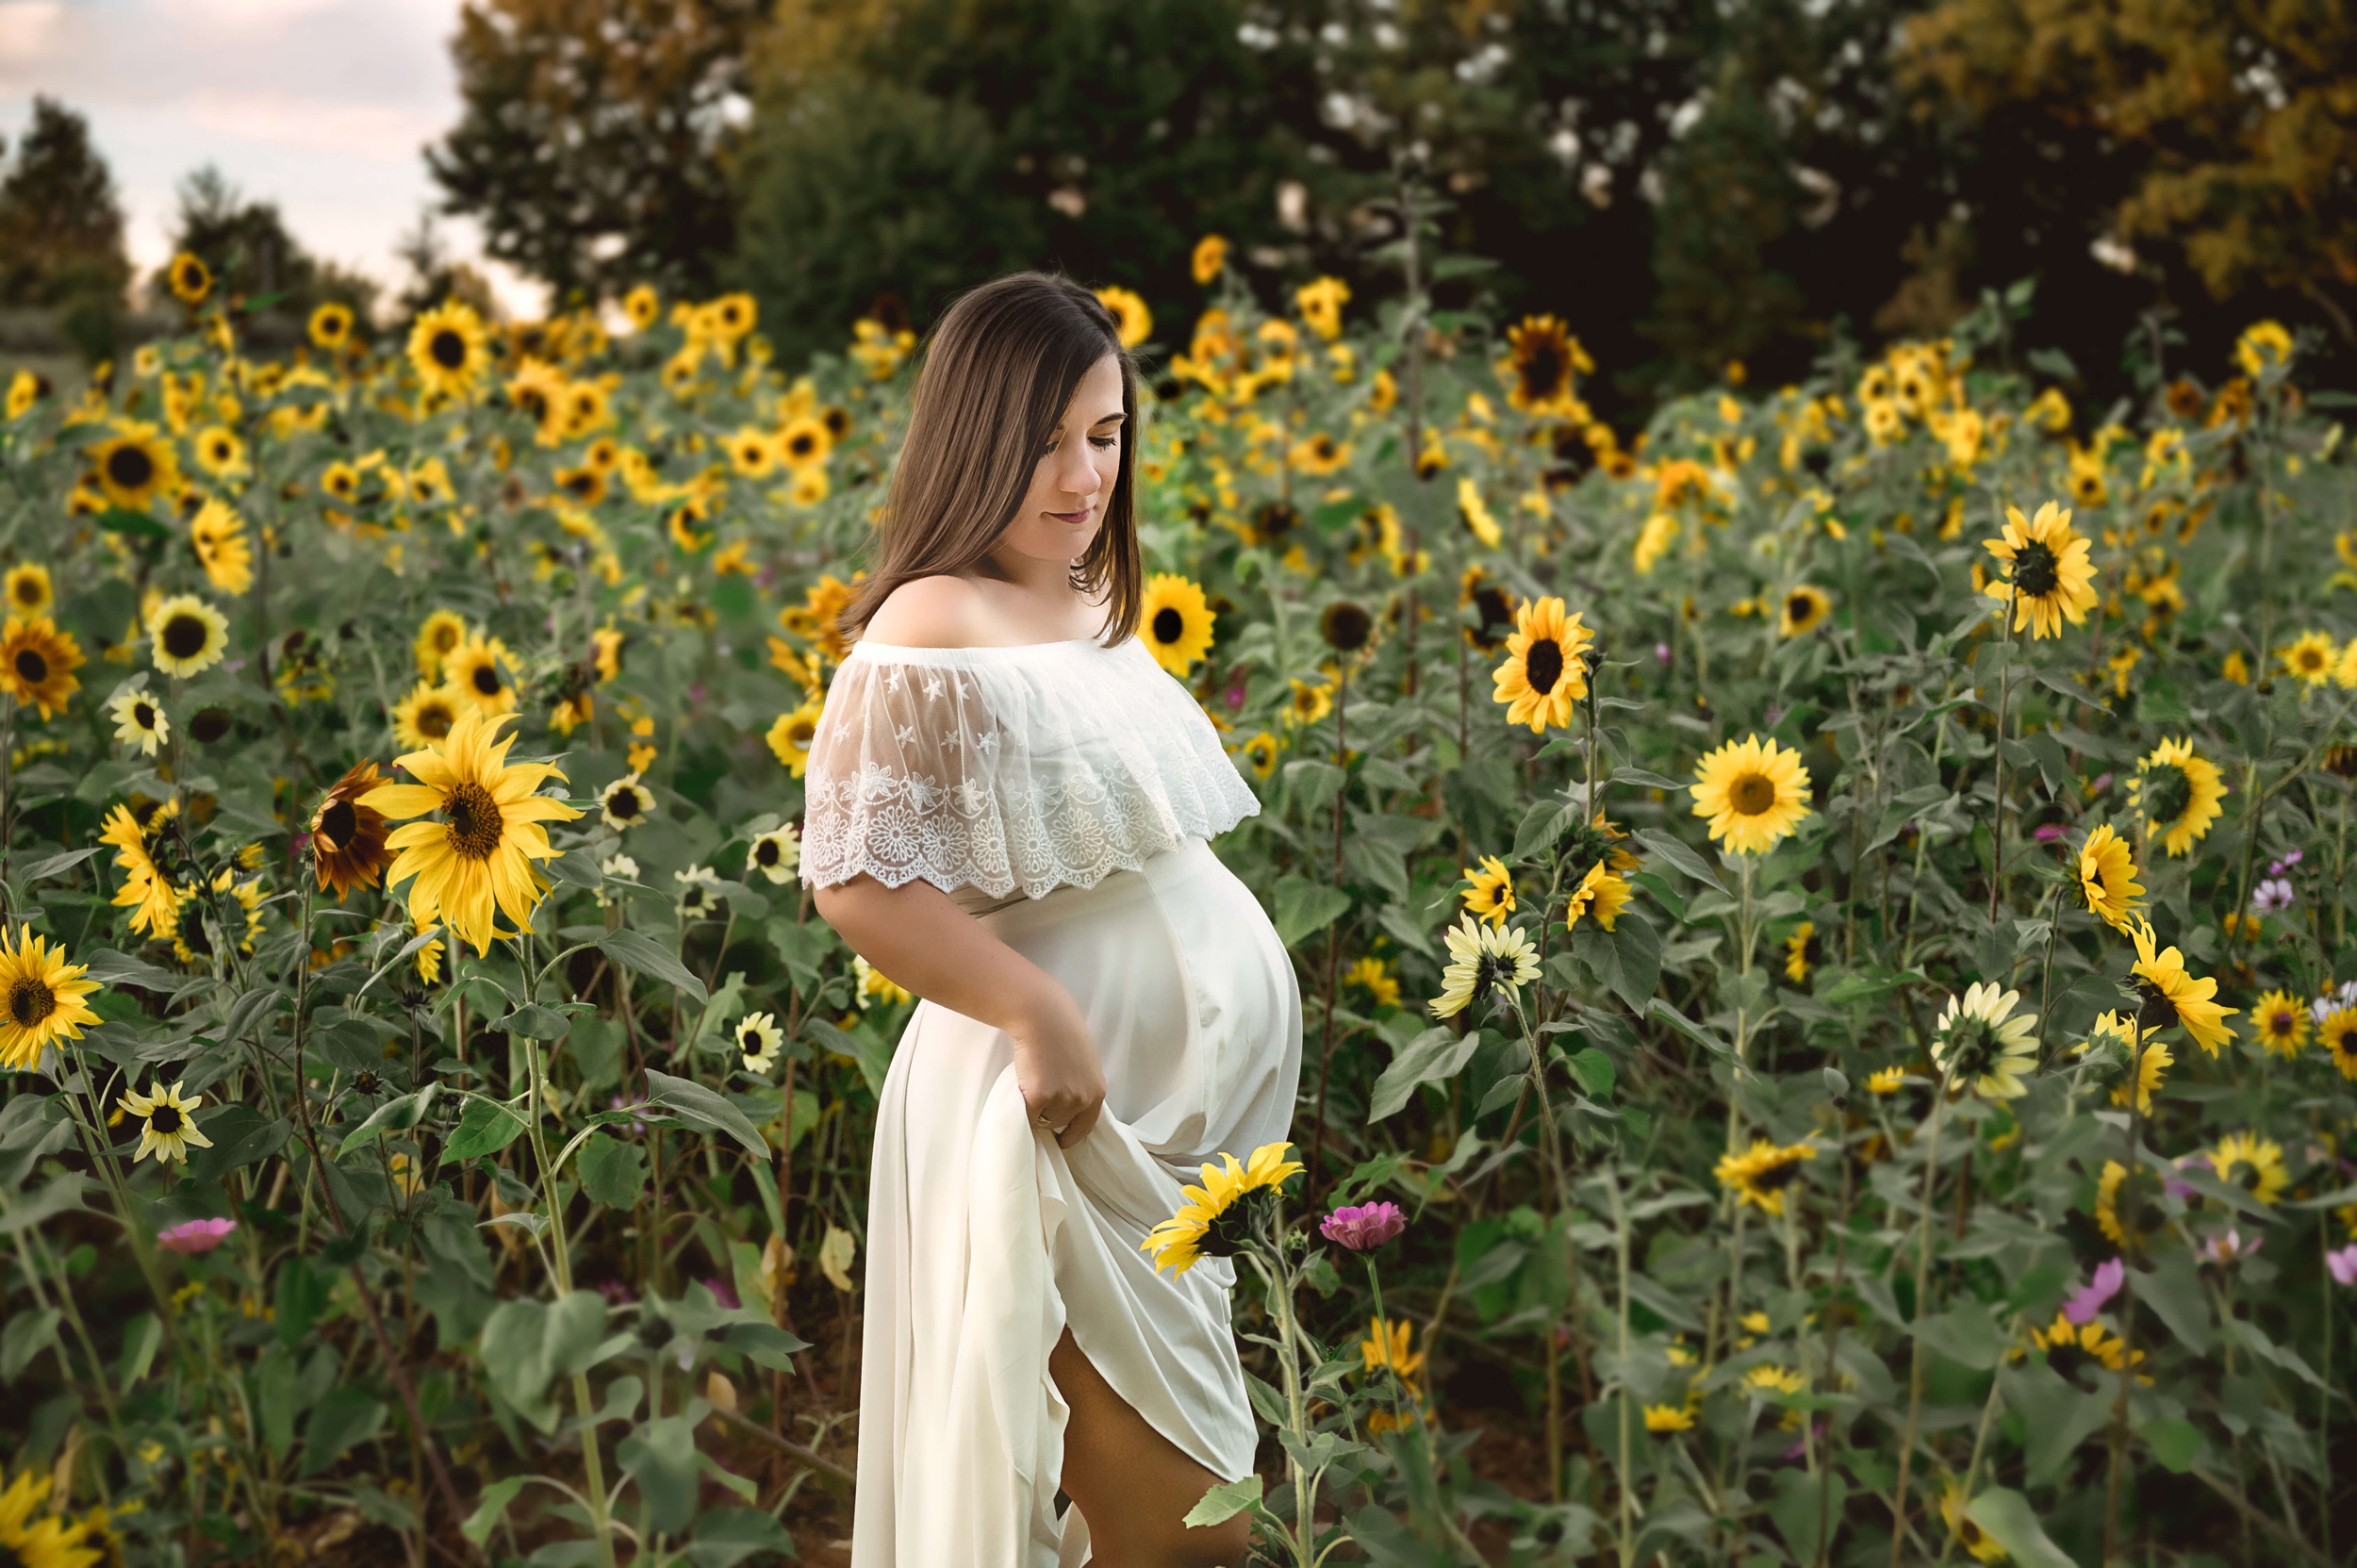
[1987,586,2019,922]
[1887,1066,1952,1568]
[2102,1034,2148,1567]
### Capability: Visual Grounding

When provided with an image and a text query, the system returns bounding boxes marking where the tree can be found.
[1901,0,2357,352]
[732,0,1324,369]
[0,96,132,356]
[428,0,766,305]
[158,166,377,342]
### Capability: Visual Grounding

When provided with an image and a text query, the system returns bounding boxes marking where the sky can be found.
[0,0,547,319]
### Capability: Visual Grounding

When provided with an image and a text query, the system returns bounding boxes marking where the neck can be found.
[978,547,1079,605]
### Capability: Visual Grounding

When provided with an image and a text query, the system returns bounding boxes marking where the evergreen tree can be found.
[0,96,132,357]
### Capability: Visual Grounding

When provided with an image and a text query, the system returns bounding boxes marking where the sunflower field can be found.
[3,217,2356,1568]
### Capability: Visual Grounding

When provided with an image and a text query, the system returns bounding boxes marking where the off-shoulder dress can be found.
[802,632,1302,1568]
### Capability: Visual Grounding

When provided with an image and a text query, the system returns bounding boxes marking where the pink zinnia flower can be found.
[1320,1200,1406,1252]
[157,1217,237,1255]
[2063,1257,2124,1325]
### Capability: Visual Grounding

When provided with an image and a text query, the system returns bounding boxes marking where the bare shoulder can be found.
[860,575,988,649]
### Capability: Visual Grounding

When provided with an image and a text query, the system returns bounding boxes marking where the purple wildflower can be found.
[2250,878,2294,915]
[2063,1257,2124,1325]
[1320,1200,1407,1253]
[157,1217,238,1255]
[2200,1227,2262,1265]
[2328,1245,2357,1287]
[702,1277,741,1311]
[2033,822,2066,843]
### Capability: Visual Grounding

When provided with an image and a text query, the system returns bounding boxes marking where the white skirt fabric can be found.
[849,836,1303,1567]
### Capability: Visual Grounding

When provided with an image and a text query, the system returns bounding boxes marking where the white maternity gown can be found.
[801,632,1303,1568]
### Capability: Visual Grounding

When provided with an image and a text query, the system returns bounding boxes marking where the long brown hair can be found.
[839,272,1142,646]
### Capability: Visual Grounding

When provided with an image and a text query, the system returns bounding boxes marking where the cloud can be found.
[0,0,545,317]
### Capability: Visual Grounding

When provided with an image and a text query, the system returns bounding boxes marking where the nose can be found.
[1056,438,1100,502]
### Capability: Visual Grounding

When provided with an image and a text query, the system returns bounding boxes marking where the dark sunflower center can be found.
[429,328,468,370]
[1472,954,1512,1006]
[788,434,816,459]
[1946,1018,2000,1078]
[519,390,548,419]
[2265,1008,2297,1040]
[149,1104,183,1133]
[1787,593,1813,624]
[8,976,55,1027]
[1520,342,1566,399]
[1730,771,1776,816]
[2045,1340,2091,1383]
[785,719,814,747]
[418,702,453,740]
[108,444,156,489]
[179,906,213,955]
[133,701,157,728]
[2134,979,2180,1032]
[1752,1159,1803,1193]
[442,781,503,861]
[1473,586,1514,645]
[1802,934,1823,966]
[2112,1168,2166,1238]
[739,1027,761,1049]
[609,787,642,819]
[161,614,208,659]
[1152,606,1184,645]
[10,583,36,608]
[191,707,230,743]
[471,663,503,696]
[14,647,46,684]
[2010,539,2061,597]
[1324,603,1372,652]
[2332,1027,2357,1062]
[1524,637,1564,696]
[753,840,780,867]
[2141,764,2193,825]
[318,799,358,849]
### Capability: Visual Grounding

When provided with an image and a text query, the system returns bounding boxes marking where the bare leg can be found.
[1050,1325,1254,1568]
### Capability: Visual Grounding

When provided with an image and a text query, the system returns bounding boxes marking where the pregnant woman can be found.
[805,272,1303,1568]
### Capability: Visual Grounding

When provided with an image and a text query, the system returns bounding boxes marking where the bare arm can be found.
[814,872,1107,1147]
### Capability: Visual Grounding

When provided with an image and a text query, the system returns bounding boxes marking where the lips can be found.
[1049,505,1095,523]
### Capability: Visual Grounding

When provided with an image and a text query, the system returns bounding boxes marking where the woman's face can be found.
[993,351,1125,569]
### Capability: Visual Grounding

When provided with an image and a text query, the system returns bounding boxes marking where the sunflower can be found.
[1343,955,1401,1009]
[0,924,102,1071]
[2096,1159,2167,1253]
[600,771,653,831]
[1458,476,1503,548]
[1777,585,1832,637]
[3,564,51,619]
[1239,731,1278,780]
[2077,823,2144,929]
[1310,602,1371,661]
[1981,500,2097,638]
[2029,1315,2144,1387]
[99,803,180,938]
[309,762,393,900]
[1192,234,1229,285]
[1784,920,1823,984]
[188,425,245,483]
[1500,314,1589,415]
[1564,860,1631,933]
[108,687,169,756]
[725,426,777,478]
[187,500,253,596]
[1139,574,1215,675]
[1094,286,1152,349]
[166,251,211,305]
[89,423,179,509]
[305,300,354,350]
[778,415,832,468]
[2250,991,2308,1058]
[1459,567,1518,652]
[1492,596,1592,734]
[444,634,519,716]
[2108,1028,2171,1114]
[1932,981,2038,1099]
[147,594,228,678]
[1459,855,1515,927]
[2279,630,2336,685]
[1295,275,1350,339]
[622,284,660,330]
[407,299,491,400]
[391,680,462,751]
[2128,919,2236,1053]
[361,707,584,950]
[4,370,47,421]
[1428,915,1542,1020]
[1867,1066,1911,1095]
[1140,1140,1303,1276]
[1690,734,1812,856]
[734,1011,783,1073]
[2127,737,2226,856]
[123,1080,212,1165]
[0,616,84,718]
[407,610,467,679]
[1715,1138,1817,1216]
[766,701,823,777]
[0,1466,103,1568]
[746,824,800,885]
[1360,1314,1426,1403]
[2207,1130,2287,1206]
